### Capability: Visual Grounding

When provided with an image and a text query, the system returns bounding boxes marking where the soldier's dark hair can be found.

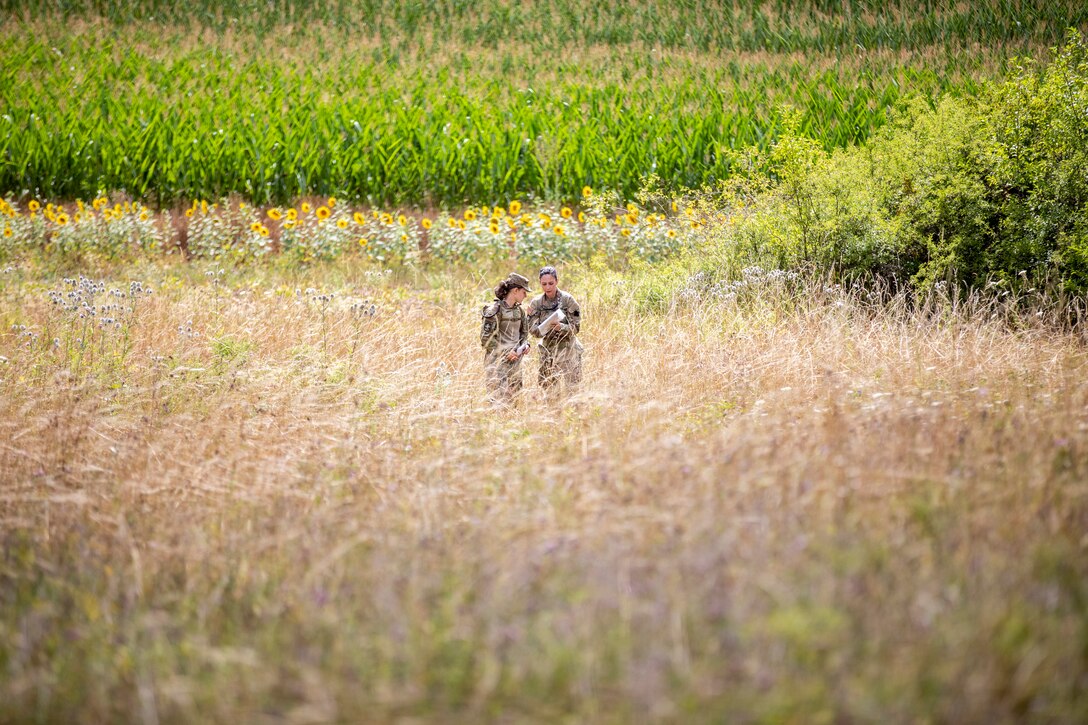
[493,280,512,300]
[538,265,558,280]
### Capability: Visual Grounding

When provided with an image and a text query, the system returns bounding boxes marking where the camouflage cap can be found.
[505,272,531,291]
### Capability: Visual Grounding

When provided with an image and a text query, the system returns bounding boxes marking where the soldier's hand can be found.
[505,350,519,362]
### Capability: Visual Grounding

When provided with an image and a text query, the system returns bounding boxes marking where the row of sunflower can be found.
[1,190,716,265]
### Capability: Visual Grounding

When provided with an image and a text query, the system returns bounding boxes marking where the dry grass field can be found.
[2,259,1087,722]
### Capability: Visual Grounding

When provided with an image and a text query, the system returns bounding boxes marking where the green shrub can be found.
[723,30,1088,296]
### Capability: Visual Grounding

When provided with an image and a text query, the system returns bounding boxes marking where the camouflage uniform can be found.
[481,299,529,400]
[528,289,583,390]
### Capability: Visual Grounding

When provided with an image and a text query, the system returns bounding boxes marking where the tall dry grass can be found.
[1,261,1086,722]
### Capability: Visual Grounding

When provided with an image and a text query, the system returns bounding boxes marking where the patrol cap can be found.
[505,272,531,291]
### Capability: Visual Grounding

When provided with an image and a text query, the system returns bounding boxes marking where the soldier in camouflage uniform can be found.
[527,266,583,391]
[480,272,532,402]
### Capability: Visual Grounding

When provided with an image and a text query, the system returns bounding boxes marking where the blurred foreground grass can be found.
[1,258,1087,722]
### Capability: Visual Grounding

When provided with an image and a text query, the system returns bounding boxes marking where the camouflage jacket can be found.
[527,289,581,346]
[480,300,528,354]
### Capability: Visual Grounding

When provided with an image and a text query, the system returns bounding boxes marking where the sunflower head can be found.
[316,206,331,220]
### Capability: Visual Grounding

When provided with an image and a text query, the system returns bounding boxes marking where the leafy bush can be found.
[722,30,1088,296]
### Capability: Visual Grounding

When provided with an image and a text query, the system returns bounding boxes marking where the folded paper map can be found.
[538,308,565,332]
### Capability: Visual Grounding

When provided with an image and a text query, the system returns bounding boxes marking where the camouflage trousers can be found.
[485,352,523,401]
[538,339,583,391]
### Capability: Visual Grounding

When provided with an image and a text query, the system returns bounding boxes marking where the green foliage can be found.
[866,30,1088,292]
[715,31,1088,296]
[2,2,1084,206]
[987,31,1088,292]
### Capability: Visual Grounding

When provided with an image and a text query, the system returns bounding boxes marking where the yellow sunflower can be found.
[316,206,331,220]
[582,186,592,198]
[268,208,283,221]
[421,218,433,230]
[508,200,522,215]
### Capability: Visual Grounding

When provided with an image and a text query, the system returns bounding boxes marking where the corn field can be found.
[2,0,1086,206]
